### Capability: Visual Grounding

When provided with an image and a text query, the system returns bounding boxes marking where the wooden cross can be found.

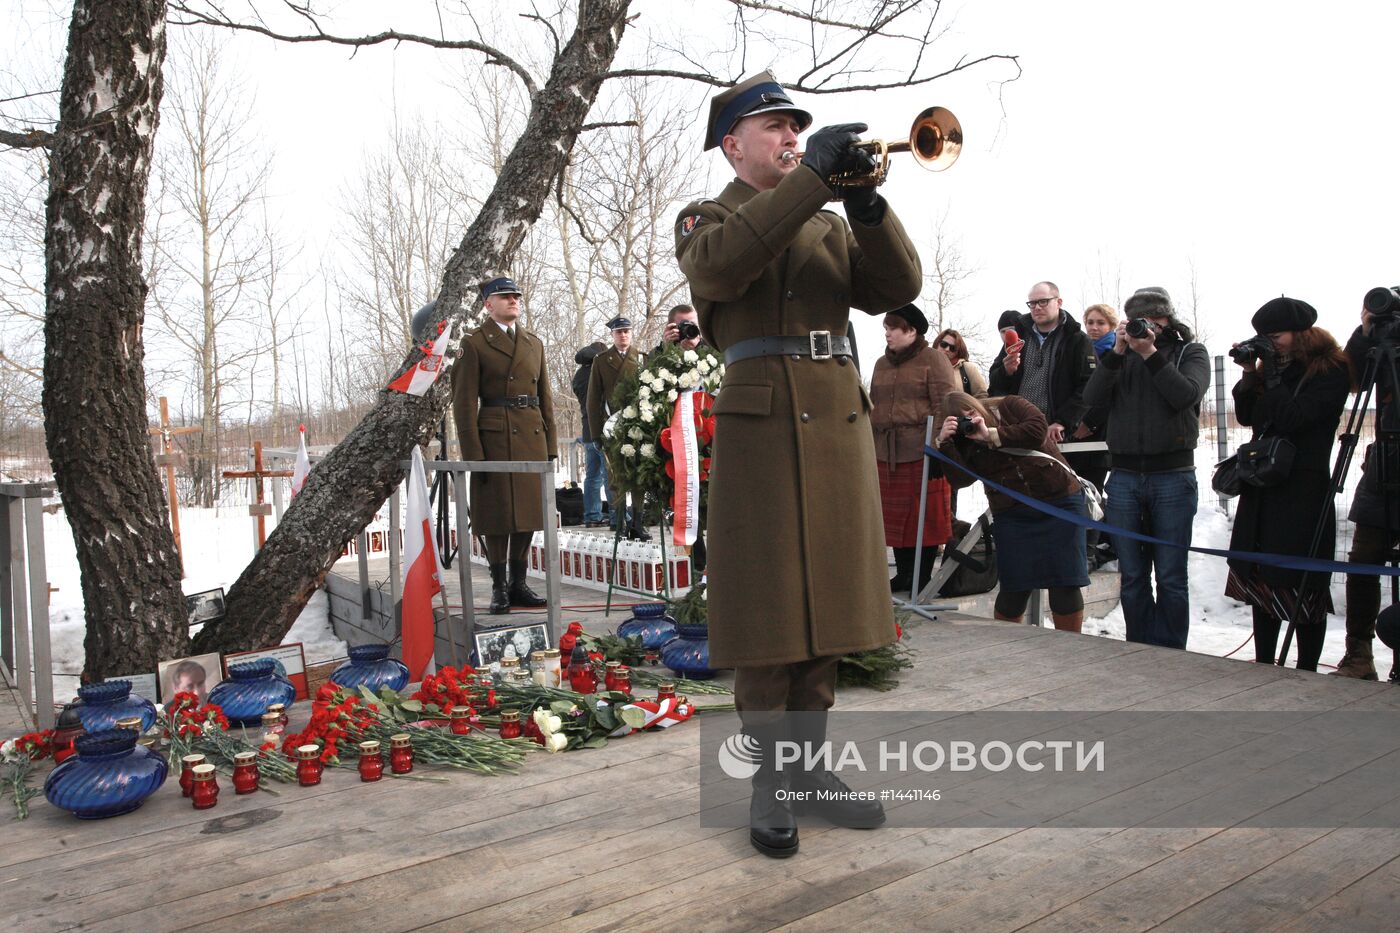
[222,441,293,550]
[148,396,202,577]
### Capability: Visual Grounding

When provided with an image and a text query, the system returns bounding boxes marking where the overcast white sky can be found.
[9,0,1400,379]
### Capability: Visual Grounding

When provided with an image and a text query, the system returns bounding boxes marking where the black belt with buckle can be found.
[723,332,853,366]
[480,395,540,409]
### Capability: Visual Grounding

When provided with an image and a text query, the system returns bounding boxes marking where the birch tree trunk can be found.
[42,0,188,678]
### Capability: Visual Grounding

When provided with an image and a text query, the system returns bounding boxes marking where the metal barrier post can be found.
[1214,355,1230,513]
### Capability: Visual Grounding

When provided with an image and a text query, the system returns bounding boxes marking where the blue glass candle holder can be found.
[208,658,297,726]
[44,729,168,819]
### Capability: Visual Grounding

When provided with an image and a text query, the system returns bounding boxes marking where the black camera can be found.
[675,320,701,341]
[1364,286,1400,341]
[1229,335,1275,365]
[956,415,978,437]
[1125,318,1160,340]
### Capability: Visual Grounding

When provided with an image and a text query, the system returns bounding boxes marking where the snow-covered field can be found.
[20,435,1383,702]
[39,505,346,702]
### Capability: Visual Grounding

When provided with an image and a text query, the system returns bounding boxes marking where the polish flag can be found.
[387,321,454,396]
[290,425,311,498]
[401,446,444,682]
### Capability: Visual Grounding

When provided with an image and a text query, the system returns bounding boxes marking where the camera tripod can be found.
[1279,331,1399,669]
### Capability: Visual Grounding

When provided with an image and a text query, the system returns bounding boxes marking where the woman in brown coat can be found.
[870,304,957,597]
[937,392,1089,631]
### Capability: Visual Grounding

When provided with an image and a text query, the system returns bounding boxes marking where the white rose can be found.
[639,408,654,424]
[640,443,655,457]
[698,357,712,372]
[667,389,678,403]
[682,350,699,363]
[628,426,644,441]
[639,386,651,399]
[0,738,16,763]
[622,406,637,419]
[620,444,637,457]
[546,733,569,753]
[660,370,675,384]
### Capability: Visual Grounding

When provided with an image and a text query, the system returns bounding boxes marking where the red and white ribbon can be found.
[604,696,695,737]
[671,389,700,547]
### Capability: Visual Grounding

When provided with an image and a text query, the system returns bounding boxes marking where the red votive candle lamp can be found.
[231,750,260,795]
[358,740,383,782]
[296,744,323,786]
[568,644,598,694]
[390,733,414,774]
[614,667,632,698]
[449,705,474,735]
[190,763,219,810]
[499,709,522,740]
[657,682,676,703]
[179,753,206,798]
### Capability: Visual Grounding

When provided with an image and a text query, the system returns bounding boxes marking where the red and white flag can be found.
[605,696,695,737]
[401,446,444,682]
[671,389,701,547]
[387,322,454,396]
[290,425,311,498]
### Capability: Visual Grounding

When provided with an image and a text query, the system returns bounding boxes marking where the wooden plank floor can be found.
[5,619,1400,932]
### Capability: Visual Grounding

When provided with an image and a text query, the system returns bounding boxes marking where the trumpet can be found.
[781,106,962,191]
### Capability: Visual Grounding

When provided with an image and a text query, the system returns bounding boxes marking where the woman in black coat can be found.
[1226,297,1353,671]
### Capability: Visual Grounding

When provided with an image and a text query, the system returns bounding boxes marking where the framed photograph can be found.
[223,642,310,701]
[114,672,160,704]
[157,652,224,704]
[185,588,226,627]
[473,623,549,672]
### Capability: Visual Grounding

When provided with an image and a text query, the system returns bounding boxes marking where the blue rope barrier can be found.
[924,443,1400,578]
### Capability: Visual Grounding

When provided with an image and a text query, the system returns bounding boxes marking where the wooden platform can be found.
[5,620,1400,932]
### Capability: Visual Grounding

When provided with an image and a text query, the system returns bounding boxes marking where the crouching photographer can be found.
[937,391,1090,632]
[1224,297,1352,671]
[1334,289,1400,680]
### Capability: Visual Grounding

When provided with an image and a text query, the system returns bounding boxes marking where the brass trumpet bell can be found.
[785,105,962,191]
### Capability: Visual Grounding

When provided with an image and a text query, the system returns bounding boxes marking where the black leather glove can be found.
[800,123,868,187]
[840,184,886,225]
[1258,345,1282,389]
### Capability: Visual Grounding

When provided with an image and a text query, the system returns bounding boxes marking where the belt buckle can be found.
[510,395,529,409]
[809,330,832,360]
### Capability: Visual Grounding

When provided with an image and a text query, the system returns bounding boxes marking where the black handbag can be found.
[1211,453,1243,497]
[1237,435,1297,488]
[1215,374,1301,496]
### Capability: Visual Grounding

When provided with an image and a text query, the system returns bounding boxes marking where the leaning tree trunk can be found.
[194,0,634,655]
[42,0,189,678]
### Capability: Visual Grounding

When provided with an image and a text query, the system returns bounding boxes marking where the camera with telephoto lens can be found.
[675,320,701,341]
[1229,335,1275,366]
[1125,318,1160,340]
[1363,286,1400,341]
[956,415,978,437]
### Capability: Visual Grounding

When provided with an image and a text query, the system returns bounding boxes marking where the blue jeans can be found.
[581,439,609,523]
[1105,469,1197,649]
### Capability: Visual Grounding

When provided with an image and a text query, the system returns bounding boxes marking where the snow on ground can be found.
[27,432,1384,697]
[41,504,345,702]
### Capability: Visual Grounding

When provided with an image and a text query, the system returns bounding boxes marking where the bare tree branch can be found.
[167,1,540,95]
[0,127,54,149]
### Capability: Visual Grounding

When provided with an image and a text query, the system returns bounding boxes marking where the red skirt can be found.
[878,460,952,548]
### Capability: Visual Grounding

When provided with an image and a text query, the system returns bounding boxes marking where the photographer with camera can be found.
[1333,291,1400,680]
[657,303,705,353]
[871,304,958,597]
[1225,298,1352,671]
[988,282,1097,446]
[937,391,1090,631]
[1083,286,1210,649]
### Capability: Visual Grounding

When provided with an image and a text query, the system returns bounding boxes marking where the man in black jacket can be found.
[572,340,611,527]
[1333,304,1399,680]
[989,281,1097,443]
[1084,286,1210,649]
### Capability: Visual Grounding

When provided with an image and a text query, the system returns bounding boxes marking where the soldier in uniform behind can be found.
[587,316,650,541]
[675,72,923,857]
[451,276,557,614]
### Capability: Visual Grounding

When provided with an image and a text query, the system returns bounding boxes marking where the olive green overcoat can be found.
[585,345,645,444]
[675,166,922,666]
[451,322,557,535]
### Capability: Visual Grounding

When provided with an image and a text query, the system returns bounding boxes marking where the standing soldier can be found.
[675,71,922,858]
[587,316,650,541]
[452,276,557,614]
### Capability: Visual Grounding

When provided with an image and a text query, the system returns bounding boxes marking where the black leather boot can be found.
[508,559,547,608]
[747,722,799,858]
[788,711,885,829]
[889,547,913,593]
[488,563,510,614]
